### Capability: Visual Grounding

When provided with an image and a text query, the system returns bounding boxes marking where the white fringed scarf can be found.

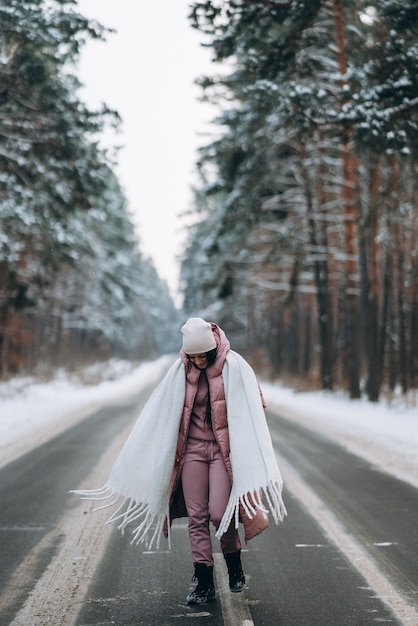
[72,351,286,549]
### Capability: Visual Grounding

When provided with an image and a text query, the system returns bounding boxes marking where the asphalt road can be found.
[0,391,417,625]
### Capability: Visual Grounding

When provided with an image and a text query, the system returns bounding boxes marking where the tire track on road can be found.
[277,454,418,625]
[4,420,133,626]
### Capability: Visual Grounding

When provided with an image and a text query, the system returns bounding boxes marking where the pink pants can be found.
[181,438,241,566]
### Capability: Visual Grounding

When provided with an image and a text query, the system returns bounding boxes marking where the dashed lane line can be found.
[277,454,418,626]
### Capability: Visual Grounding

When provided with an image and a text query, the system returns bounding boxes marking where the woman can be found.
[73,317,286,605]
[172,317,263,603]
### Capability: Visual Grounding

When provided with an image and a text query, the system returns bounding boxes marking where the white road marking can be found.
[214,553,254,626]
[278,454,418,626]
[5,421,133,626]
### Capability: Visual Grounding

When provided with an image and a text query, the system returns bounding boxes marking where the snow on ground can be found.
[1,357,417,489]
[261,382,418,489]
[0,356,174,469]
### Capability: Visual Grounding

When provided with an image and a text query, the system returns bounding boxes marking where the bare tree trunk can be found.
[333,0,361,398]
[387,157,408,393]
[410,288,418,389]
[301,151,334,389]
[359,158,381,401]
[392,218,408,393]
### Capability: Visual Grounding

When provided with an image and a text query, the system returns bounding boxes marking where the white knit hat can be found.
[181,317,217,354]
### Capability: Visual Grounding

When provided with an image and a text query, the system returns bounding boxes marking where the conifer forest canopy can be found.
[0,0,179,375]
[181,0,418,401]
[1,1,418,403]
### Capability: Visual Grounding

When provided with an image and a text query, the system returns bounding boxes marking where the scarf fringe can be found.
[70,486,167,550]
[215,480,287,540]
[71,486,112,500]
[72,479,286,547]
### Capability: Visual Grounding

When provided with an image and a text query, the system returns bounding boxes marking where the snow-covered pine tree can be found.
[183,0,418,398]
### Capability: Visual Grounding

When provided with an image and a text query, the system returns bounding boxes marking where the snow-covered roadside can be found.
[1,358,417,490]
[0,356,175,469]
[261,382,418,489]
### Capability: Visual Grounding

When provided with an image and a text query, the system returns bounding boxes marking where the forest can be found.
[1,1,417,404]
[0,0,179,377]
[181,0,418,401]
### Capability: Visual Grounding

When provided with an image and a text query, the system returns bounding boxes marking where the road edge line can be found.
[277,454,418,625]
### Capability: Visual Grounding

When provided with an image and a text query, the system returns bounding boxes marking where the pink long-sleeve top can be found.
[187,370,216,441]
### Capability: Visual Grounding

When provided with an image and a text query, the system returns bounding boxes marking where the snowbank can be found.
[1,358,417,489]
[0,356,175,469]
[261,382,418,489]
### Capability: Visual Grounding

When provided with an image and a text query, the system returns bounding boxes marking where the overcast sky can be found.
[76,1,215,299]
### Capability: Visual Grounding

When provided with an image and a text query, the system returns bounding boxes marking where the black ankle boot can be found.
[186,562,216,604]
[224,550,245,592]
